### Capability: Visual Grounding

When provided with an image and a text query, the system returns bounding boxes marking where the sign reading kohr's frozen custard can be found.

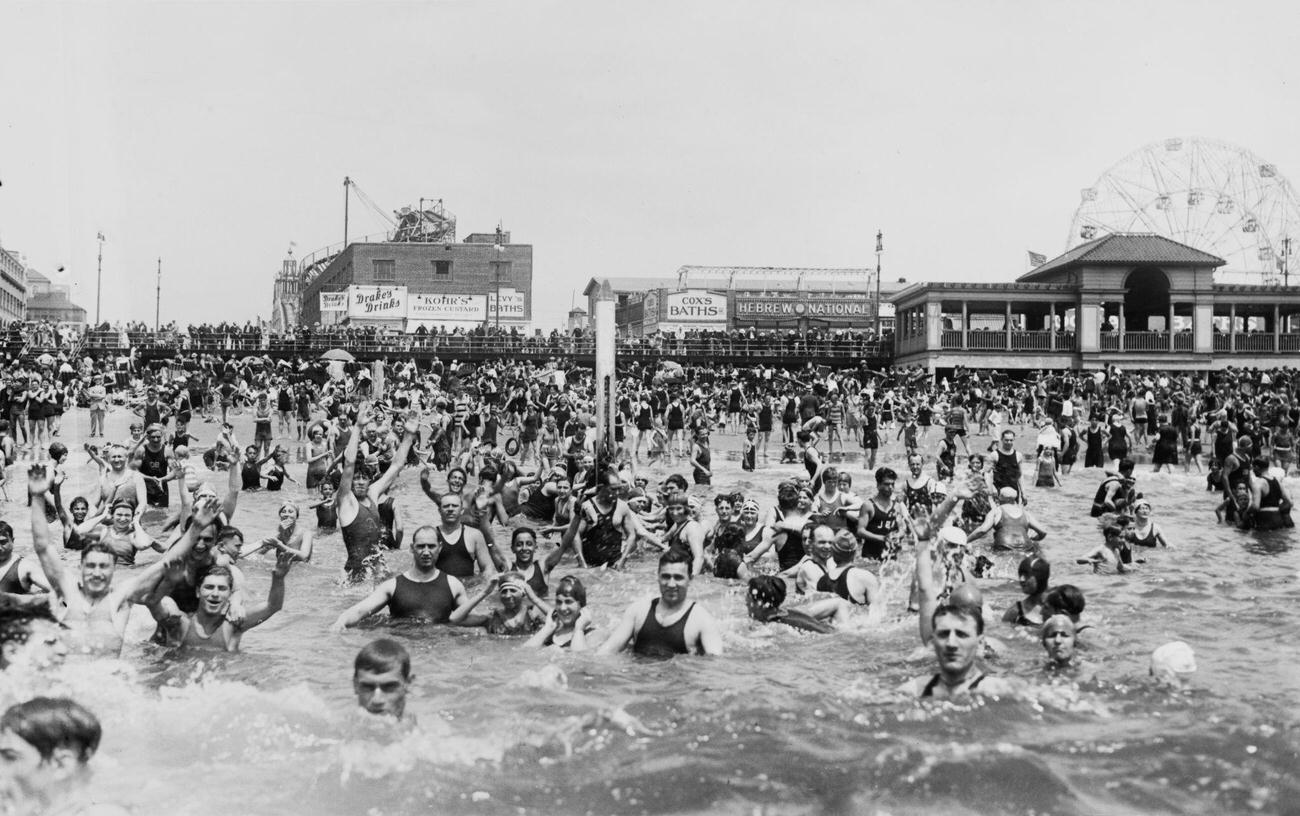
[408,293,487,322]
[736,298,876,319]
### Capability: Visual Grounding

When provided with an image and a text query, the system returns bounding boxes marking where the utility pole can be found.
[493,222,504,330]
[343,176,351,247]
[155,257,162,330]
[1283,236,1292,287]
[874,230,884,339]
[95,232,105,325]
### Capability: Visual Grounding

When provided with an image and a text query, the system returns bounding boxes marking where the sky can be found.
[2,1,1299,328]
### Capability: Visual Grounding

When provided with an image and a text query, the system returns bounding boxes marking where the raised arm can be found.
[120,496,222,603]
[26,468,71,602]
[449,573,500,623]
[372,412,419,498]
[239,552,292,630]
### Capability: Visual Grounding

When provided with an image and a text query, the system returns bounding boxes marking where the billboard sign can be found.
[735,296,876,320]
[664,290,728,322]
[487,288,527,320]
[408,293,488,323]
[641,291,660,335]
[347,285,407,320]
[319,292,347,312]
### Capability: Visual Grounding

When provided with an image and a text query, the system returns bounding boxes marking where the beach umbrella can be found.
[36,353,55,367]
[320,348,355,362]
[241,355,266,367]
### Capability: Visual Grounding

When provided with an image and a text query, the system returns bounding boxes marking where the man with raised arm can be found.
[27,464,216,657]
[336,403,420,581]
[156,552,294,652]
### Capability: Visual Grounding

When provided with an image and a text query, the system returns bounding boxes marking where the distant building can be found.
[588,266,905,335]
[298,230,533,329]
[0,245,27,323]
[270,254,301,332]
[24,267,87,326]
[567,306,588,331]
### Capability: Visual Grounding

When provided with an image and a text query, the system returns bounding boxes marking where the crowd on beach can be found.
[5,343,1295,812]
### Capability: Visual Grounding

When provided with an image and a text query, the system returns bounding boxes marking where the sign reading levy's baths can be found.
[408,293,487,322]
[347,285,407,319]
[487,289,527,319]
[664,290,728,322]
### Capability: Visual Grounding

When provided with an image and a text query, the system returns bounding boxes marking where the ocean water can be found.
[2,408,1297,816]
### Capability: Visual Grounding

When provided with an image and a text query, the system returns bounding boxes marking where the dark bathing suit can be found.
[434,527,477,578]
[341,501,383,578]
[581,500,624,567]
[633,598,698,658]
[387,572,454,622]
[920,672,987,698]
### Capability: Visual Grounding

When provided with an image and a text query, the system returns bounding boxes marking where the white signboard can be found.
[641,291,660,335]
[487,288,527,319]
[664,290,728,323]
[656,322,729,334]
[319,292,347,312]
[347,285,407,320]
[408,293,487,322]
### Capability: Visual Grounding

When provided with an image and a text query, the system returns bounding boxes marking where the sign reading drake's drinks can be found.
[664,290,728,322]
[408,293,487,322]
[348,285,407,319]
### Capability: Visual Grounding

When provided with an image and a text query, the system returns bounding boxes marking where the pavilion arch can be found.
[1124,266,1170,331]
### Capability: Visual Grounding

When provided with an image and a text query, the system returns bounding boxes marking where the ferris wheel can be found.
[1067,138,1300,284]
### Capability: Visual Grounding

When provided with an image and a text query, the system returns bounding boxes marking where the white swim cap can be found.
[937,526,968,547]
[1150,641,1197,683]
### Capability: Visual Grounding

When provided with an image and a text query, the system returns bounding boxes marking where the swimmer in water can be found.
[524,575,593,650]
[597,549,723,657]
[353,638,414,721]
[1077,524,1138,574]
[1003,555,1052,625]
[965,487,1048,552]
[27,466,216,657]
[330,525,481,630]
[156,553,294,653]
[452,571,551,635]
[0,697,129,816]
[745,574,848,633]
[1040,614,1081,671]
[907,604,1014,700]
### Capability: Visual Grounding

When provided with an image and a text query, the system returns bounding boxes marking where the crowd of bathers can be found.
[8,349,1295,813]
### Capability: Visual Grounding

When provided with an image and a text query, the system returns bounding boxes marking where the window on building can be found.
[434,260,451,276]
[373,260,396,282]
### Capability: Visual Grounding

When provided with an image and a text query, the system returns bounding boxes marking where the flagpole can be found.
[95,232,104,325]
[155,257,161,331]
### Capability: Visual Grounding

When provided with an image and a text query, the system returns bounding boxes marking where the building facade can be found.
[590,266,903,335]
[0,246,28,324]
[23,268,88,326]
[892,233,1300,372]
[299,232,533,329]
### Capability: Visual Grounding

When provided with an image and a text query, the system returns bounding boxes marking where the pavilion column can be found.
[1230,303,1236,352]
[1118,306,1125,352]
[961,300,968,350]
[1006,301,1013,351]
[1275,303,1281,353]
[1050,302,1057,350]
[1169,301,1176,352]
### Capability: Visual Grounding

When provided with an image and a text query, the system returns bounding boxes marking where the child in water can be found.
[1077,524,1138,574]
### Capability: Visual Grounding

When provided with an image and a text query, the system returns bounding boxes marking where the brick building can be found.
[0,245,28,323]
[299,232,532,328]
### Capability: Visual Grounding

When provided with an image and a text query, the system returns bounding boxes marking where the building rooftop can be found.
[1018,233,1225,282]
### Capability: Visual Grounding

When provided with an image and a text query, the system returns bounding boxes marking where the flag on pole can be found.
[1028,250,1047,267]
[97,232,105,242]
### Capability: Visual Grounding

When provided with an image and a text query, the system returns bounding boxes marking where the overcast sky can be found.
[2,1,1298,327]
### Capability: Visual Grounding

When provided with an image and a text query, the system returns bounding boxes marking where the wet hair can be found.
[0,521,11,542]
[511,527,538,547]
[658,547,693,576]
[1253,455,1271,473]
[747,575,787,610]
[0,697,102,763]
[664,474,688,492]
[776,482,800,512]
[69,496,89,512]
[199,565,234,587]
[1018,555,1051,590]
[837,473,853,488]
[79,542,116,564]
[354,638,411,680]
[555,575,587,606]
[447,467,467,483]
[1044,584,1085,618]
[713,523,746,552]
[217,526,244,542]
[795,430,812,443]
[1117,458,1135,474]
[931,602,985,635]
[48,442,68,461]
[1102,524,1125,539]
[713,494,733,509]
[875,467,898,484]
